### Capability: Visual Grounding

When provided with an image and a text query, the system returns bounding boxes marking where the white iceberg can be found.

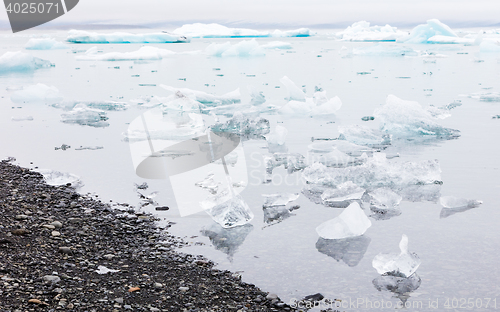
[160,85,240,106]
[316,202,372,239]
[321,181,365,203]
[439,196,482,209]
[0,51,53,72]
[372,234,421,277]
[66,30,189,43]
[263,193,299,207]
[338,124,391,146]
[205,39,265,57]
[374,95,460,139]
[397,19,458,44]
[77,46,175,61]
[336,21,407,42]
[172,23,310,38]
[11,83,63,105]
[60,104,109,127]
[25,38,69,50]
[280,76,306,101]
[352,44,417,57]
[265,125,288,145]
[37,169,82,188]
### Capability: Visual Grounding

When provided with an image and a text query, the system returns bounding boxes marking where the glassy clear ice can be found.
[60,104,109,128]
[315,202,372,239]
[338,124,391,146]
[372,234,421,277]
[369,187,403,210]
[321,181,365,203]
[202,189,254,228]
[36,169,82,188]
[263,193,299,207]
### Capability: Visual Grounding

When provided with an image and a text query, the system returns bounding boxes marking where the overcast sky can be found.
[1,0,499,29]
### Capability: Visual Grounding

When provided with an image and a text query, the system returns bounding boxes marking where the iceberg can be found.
[316,236,371,267]
[439,196,482,209]
[352,44,417,57]
[76,46,175,61]
[336,21,406,42]
[374,95,460,139]
[263,193,299,207]
[480,41,500,53]
[205,39,265,57]
[66,30,189,43]
[338,124,391,146]
[280,76,306,101]
[279,94,342,116]
[25,38,69,50]
[172,23,311,38]
[202,191,254,228]
[11,83,63,105]
[160,85,241,106]
[0,51,53,73]
[211,112,270,138]
[309,140,374,157]
[397,19,458,44]
[372,234,421,277]
[265,125,288,145]
[37,169,83,188]
[316,202,372,239]
[60,104,109,127]
[321,181,365,205]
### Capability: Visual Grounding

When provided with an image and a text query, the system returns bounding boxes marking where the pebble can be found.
[103,254,115,260]
[58,247,71,254]
[115,298,124,304]
[42,224,55,230]
[42,275,61,283]
[15,214,29,220]
[154,282,163,288]
[266,293,278,300]
[50,221,63,228]
[178,286,189,292]
[51,231,61,237]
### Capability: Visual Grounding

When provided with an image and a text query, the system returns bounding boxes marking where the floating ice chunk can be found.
[211,112,270,137]
[249,87,266,106]
[205,39,265,57]
[480,41,500,53]
[265,125,288,145]
[397,19,457,44]
[263,205,299,225]
[280,76,306,101]
[263,193,299,207]
[439,196,482,209]
[279,96,342,116]
[11,116,33,121]
[195,173,220,194]
[353,44,417,57]
[160,85,240,106]
[0,51,53,72]
[309,140,374,157]
[370,188,402,210]
[311,96,342,115]
[25,38,69,50]
[37,169,82,188]
[261,41,293,49]
[321,181,365,204]
[130,95,164,108]
[374,95,460,139]
[316,202,372,240]
[372,234,421,277]
[172,23,311,38]
[162,91,201,112]
[77,46,175,61]
[303,153,441,189]
[426,35,473,44]
[60,104,109,127]
[66,30,189,43]
[336,21,406,42]
[338,124,391,146]
[264,153,306,181]
[316,236,371,267]
[202,190,254,228]
[308,148,363,168]
[11,83,63,105]
[96,265,119,274]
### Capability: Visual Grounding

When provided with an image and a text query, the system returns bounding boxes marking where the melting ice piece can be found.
[205,39,265,57]
[11,83,63,104]
[352,44,417,57]
[280,76,306,101]
[162,91,202,112]
[96,265,119,274]
[372,234,421,277]
[263,205,299,225]
[265,125,288,145]
[263,193,299,207]
[374,95,460,139]
[316,236,371,267]
[161,85,240,106]
[77,46,175,61]
[172,23,311,38]
[0,51,53,72]
[37,169,82,188]
[308,148,364,168]
[61,104,109,127]
[370,188,402,210]
[336,21,406,42]
[195,173,220,194]
[211,112,270,138]
[316,202,372,239]
[202,189,254,228]
[439,196,482,209]
[397,19,458,44]
[264,153,306,181]
[25,38,69,50]
[66,30,189,43]
[338,124,391,146]
[321,181,365,204]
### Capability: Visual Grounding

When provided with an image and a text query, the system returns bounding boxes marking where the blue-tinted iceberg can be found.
[11,83,63,104]
[25,38,69,50]
[397,19,458,44]
[374,95,460,139]
[172,23,311,38]
[336,21,406,42]
[77,46,175,61]
[372,234,421,277]
[67,30,189,43]
[205,39,265,57]
[0,51,53,73]
[353,44,417,57]
[316,202,372,239]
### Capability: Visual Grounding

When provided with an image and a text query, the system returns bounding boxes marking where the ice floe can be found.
[211,112,270,138]
[76,46,175,61]
[372,234,421,277]
[315,202,372,239]
[397,19,458,44]
[60,104,109,127]
[172,23,311,38]
[11,83,63,105]
[66,30,189,43]
[320,181,365,205]
[205,39,265,57]
[336,21,407,42]
[160,85,241,106]
[0,51,53,73]
[25,38,69,50]
[338,124,391,146]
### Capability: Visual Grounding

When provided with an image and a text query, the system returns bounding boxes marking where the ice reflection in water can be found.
[201,223,253,261]
[315,236,371,267]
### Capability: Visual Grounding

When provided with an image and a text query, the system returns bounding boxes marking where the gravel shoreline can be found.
[0,160,314,312]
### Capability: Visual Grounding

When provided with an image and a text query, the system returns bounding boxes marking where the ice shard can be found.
[37,169,83,188]
[315,202,372,239]
[280,76,306,101]
[372,234,421,277]
[201,188,254,228]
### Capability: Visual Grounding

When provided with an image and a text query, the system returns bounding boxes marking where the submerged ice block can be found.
[315,202,372,239]
[372,234,421,277]
[202,190,254,228]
